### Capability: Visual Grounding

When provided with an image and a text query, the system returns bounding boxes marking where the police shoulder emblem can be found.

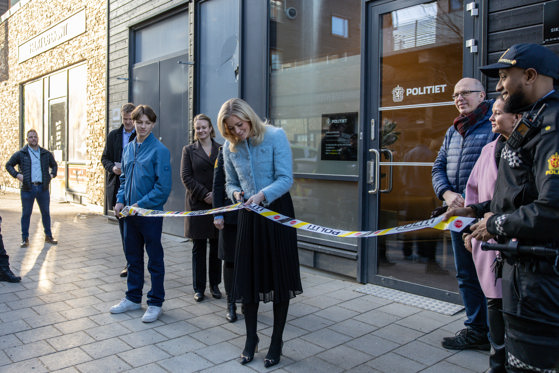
[546,152,559,175]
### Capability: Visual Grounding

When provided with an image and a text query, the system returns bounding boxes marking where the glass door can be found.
[361,0,464,299]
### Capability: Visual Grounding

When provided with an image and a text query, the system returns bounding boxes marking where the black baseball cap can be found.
[480,43,559,79]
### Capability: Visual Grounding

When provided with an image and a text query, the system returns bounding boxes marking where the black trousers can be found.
[192,238,221,293]
[0,234,9,267]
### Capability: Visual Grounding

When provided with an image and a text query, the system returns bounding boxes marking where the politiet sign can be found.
[18,9,86,63]
[392,84,448,103]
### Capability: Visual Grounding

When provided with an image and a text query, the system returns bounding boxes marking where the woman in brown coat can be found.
[181,114,222,302]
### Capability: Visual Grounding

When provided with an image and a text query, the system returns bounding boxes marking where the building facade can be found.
[0,0,107,206]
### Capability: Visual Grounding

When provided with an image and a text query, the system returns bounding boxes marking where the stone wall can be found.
[0,0,107,206]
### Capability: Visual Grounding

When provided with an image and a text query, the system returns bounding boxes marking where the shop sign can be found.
[391,84,448,103]
[18,9,86,63]
[544,0,559,44]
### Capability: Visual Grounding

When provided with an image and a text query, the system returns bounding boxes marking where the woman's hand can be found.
[470,213,495,242]
[204,192,213,205]
[441,207,475,222]
[462,233,473,253]
[233,191,244,203]
[214,217,224,230]
[246,191,265,206]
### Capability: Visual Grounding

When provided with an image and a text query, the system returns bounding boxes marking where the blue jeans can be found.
[21,185,52,240]
[451,231,488,331]
[123,215,165,307]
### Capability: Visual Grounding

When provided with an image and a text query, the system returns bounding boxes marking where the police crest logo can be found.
[392,85,404,103]
[545,152,559,175]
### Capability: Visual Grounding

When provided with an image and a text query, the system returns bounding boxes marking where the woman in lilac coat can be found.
[464,96,519,373]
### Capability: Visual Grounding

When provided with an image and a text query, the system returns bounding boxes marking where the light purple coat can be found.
[464,139,502,299]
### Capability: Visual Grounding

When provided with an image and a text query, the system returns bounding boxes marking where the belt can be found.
[31,182,42,185]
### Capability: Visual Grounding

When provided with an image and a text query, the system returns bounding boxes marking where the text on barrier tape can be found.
[119,203,474,238]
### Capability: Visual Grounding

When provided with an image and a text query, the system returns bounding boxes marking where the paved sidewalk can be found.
[0,192,489,372]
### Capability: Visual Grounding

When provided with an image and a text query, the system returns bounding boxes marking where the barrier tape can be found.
[119,203,474,238]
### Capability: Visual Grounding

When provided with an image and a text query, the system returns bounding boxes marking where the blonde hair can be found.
[217,98,266,151]
[193,113,216,141]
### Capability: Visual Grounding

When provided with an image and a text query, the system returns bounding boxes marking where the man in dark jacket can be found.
[432,78,496,351]
[101,103,135,277]
[6,129,58,248]
[447,43,559,372]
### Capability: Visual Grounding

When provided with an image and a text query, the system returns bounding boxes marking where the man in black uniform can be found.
[444,44,559,371]
[101,103,136,277]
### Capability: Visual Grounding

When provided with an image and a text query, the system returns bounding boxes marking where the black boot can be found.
[487,298,506,372]
[264,301,289,368]
[240,303,259,365]
[0,266,21,283]
[226,302,237,322]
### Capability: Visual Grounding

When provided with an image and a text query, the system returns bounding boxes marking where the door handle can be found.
[368,149,380,194]
[380,149,393,193]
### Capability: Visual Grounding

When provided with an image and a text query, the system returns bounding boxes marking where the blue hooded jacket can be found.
[432,101,497,200]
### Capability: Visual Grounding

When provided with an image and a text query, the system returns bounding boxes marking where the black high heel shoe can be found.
[264,341,283,368]
[240,336,259,365]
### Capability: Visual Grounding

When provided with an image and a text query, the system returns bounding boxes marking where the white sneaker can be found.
[110,298,141,314]
[142,306,162,323]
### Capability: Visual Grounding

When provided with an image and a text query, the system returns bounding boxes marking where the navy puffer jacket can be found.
[432,102,497,200]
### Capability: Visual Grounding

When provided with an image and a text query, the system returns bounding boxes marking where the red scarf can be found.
[453,101,490,137]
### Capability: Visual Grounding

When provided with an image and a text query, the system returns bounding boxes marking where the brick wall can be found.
[0,0,107,206]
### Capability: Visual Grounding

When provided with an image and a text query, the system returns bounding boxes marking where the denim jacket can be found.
[223,126,293,205]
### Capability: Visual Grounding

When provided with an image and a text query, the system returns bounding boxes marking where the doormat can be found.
[354,284,464,316]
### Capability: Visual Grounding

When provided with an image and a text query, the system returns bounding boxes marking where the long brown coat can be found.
[180,139,221,239]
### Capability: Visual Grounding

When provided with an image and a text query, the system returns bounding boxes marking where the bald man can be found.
[432,78,497,350]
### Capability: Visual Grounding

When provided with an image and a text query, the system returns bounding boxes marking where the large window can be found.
[23,63,88,193]
[269,0,361,245]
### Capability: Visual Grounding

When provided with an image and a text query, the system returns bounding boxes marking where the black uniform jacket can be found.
[101,125,135,209]
[181,139,221,239]
[474,91,559,248]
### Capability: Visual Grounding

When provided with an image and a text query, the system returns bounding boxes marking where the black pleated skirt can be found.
[231,192,303,304]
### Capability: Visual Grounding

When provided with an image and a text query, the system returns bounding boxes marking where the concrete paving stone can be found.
[159,297,189,310]
[68,286,105,298]
[0,303,9,313]
[191,341,240,365]
[366,351,426,373]
[286,302,321,318]
[316,344,374,370]
[85,322,133,341]
[8,296,45,311]
[4,340,56,362]
[58,305,102,321]
[75,354,131,372]
[119,315,166,332]
[445,349,489,372]
[439,316,468,335]
[155,335,207,356]
[16,325,62,344]
[32,301,72,316]
[118,345,171,367]
[396,313,450,334]
[0,319,31,337]
[300,328,353,350]
[0,358,48,372]
[153,320,201,339]
[0,307,39,322]
[158,352,214,373]
[0,334,22,350]
[119,329,168,348]
[301,295,346,310]
[89,310,137,326]
[284,356,344,373]
[348,364,383,373]
[0,290,20,303]
[393,340,452,366]
[157,308,197,324]
[38,347,92,371]
[190,325,238,346]
[126,363,168,373]
[338,296,388,313]
[345,333,399,357]
[373,323,424,345]
[70,278,108,289]
[354,309,401,328]
[328,288,367,301]
[198,359,258,373]
[314,305,359,323]
[47,330,96,351]
[0,350,10,366]
[183,303,222,317]
[80,337,133,359]
[376,302,422,318]
[282,337,325,361]
[53,317,98,334]
[188,313,228,330]
[38,291,76,304]
[420,360,478,373]
[288,314,334,332]
[258,322,308,342]
[327,318,378,338]
[64,295,102,309]
[52,366,80,372]
[24,311,67,328]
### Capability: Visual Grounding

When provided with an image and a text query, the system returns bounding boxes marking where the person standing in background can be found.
[432,78,496,350]
[6,129,58,248]
[181,114,222,303]
[101,102,136,277]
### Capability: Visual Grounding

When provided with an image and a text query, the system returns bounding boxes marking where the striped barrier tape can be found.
[119,203,475,238]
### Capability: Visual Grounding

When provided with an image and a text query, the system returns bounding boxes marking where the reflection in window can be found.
[391,2,437,51]
[134,12,188,64]
[23,80,43,145]
[332,16,348,38]
[68,64,87,162]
